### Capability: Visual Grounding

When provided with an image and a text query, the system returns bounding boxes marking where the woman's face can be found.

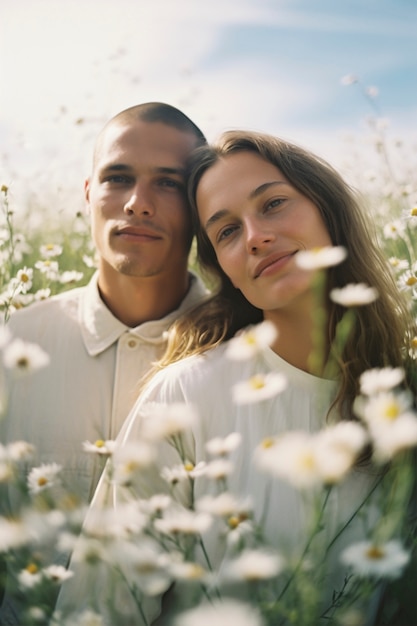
[196,151,332,315]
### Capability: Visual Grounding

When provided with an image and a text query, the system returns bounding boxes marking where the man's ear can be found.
[84,178,91,215]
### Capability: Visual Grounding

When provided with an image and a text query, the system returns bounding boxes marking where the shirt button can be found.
[127,339,137,348]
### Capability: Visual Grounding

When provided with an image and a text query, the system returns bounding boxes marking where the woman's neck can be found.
[265,307,324,374]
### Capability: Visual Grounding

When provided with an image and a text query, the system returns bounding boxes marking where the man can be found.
[1,102,208,503]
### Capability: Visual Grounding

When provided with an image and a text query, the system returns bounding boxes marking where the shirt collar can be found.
[80,272,208,356]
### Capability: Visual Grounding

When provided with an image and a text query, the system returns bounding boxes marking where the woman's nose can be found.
[245,221,274,253]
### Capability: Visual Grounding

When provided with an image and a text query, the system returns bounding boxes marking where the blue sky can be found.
[0,0,416,211]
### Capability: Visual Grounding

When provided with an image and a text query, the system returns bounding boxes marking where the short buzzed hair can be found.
[92,102,206,168]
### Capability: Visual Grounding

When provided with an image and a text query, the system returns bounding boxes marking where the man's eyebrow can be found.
[100,163,186,176]
[204,181,287,231]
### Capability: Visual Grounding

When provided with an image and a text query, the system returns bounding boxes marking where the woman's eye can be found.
[218,225,237,241]
[265,198,284,211]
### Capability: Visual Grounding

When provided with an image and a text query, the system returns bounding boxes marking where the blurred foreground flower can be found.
[295,245,347,270]
[341,539,410,580]
[174,599,265,626]
[3,337,50,375]
[226,320,277,360]
[232,372,287,404]
[330,283,379,306]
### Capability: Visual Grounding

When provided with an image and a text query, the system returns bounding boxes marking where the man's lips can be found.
[115,226,162,240]
[253,251,296,278]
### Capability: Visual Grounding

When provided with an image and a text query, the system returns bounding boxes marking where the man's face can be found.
[86,120,199,286]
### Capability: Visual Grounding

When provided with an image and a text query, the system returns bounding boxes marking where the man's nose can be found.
[123,184,155,216]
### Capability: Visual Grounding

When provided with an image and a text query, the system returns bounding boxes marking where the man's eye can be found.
[159,179,182,189]
[104,175,132,184]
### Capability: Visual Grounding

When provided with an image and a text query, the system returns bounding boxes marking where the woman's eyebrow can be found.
[248,180,287,200]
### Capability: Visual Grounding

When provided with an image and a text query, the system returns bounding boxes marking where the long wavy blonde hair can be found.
[145,130,416,419]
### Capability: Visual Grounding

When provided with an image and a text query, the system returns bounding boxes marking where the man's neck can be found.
[97,271,190,328]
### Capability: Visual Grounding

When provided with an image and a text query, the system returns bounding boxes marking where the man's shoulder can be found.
[7,285,87,333]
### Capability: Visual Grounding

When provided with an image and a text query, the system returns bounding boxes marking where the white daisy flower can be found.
[356,390,413,426]
[109,539,173,596]
[18,564,42,588]
[3,338,50,375]
[0,517,29,551]
[174,599,264,626]
[206,432,242,456]
[34,288,51,301]
[370,413,417,462]
[383,220,406,240]
[226,321,277,360]
[204,458,234,481]
[34,259,59,280]
[84,502,147,540]
[16,267,33,293]
[405,205,417,228]
[341,539,410,580]
[112,440,156,485]
[7,440,35,462]
[139,494,172,516]
[59,270,84,284]
[82,439,117,455]
[295,246,347,270]
[161,464,190,486]
[223,549,285,581]
[27,462,62,494]
[255,432,320,488]
[359,367,405,396]
[196,492,244,518]
[141,402,197,440]
[39,243,63,258]
[388,257,409,272]
[170,560,208,582]
[397,270,417,292]
[42,564,74,584]
[314,422,368,483]
[330,283,379,306]
[232,372,288,405]
[154,509,212,537]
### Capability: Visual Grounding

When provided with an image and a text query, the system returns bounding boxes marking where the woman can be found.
[57,131,416,625]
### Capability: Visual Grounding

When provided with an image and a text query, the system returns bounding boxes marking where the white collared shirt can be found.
[2,271,208,502]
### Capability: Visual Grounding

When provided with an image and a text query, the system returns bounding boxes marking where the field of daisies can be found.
[0,79,416,626]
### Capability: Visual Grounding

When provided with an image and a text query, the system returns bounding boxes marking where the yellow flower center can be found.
[411,207,417,216]
[184,462,194,472]
[228,515,240,529]
[20,274,30,283]
[299,452,316,470]
[249,375,265,390]
[366,545,385,560]
[37,477,48,487]
[411,337,417,349]
[383,402,400,421]
[17,357,29,369]
[405,276,417,286]
[261,437,275,449]
[26,563,39,574]
[94,439,105,448]
[244,333,257,345]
